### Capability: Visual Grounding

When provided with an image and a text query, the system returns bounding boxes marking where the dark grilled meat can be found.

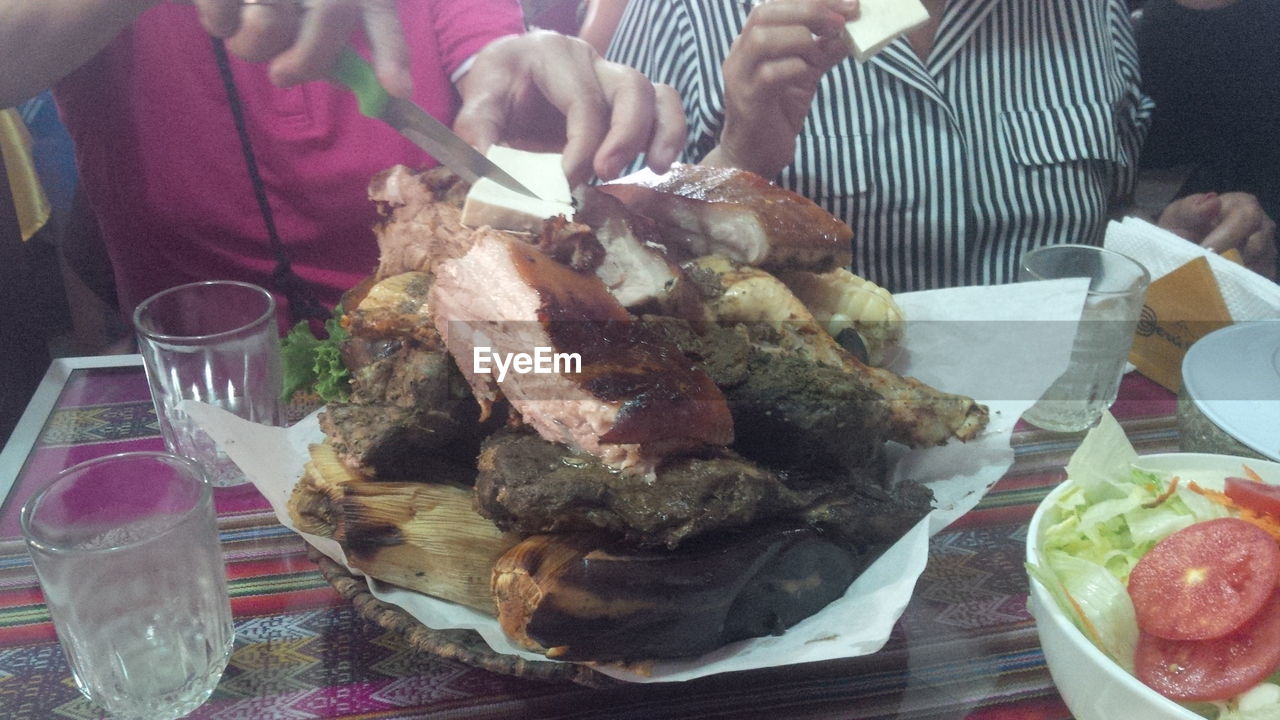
[641,316,891,475]
[475,427,930,550]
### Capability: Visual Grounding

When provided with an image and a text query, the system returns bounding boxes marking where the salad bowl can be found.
[1027,437,1280,720]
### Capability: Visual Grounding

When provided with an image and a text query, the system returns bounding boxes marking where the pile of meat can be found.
[309,163,989,662]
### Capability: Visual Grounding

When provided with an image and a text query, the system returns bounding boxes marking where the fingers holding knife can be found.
[192,0,412,98]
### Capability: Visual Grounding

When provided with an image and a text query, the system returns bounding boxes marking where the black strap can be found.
[211,37,329,326]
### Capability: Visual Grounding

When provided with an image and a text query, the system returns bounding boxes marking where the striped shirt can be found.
[608,0,1154,291]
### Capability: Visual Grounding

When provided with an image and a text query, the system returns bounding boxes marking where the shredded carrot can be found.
[1142,476,1180,509]
[1187,481,1280,542]
[1244,465,1265,484]
[1063,584,1104,649]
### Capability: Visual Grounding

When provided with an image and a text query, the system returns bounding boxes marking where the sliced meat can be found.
[319,271,502,478]
[599,164,852,273]
[369,165,479,280]
[573,187,687,311]
[475,427,929,550]
[319,341,498,479]
[430,233,733,474]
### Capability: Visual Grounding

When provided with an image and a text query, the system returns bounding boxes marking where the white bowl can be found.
[1026,452,1280,720]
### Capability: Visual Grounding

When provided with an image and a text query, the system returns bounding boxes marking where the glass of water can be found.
[134,280,282,487]
[1018,244,1151,432]
[21,452,235,720]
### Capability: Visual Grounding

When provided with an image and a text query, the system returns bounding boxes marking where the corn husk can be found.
[289,443,518,613]
[287,443,367,537]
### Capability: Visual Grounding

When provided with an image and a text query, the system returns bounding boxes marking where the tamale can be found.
[288,443,368,537]
[336,480,520,613]
[289,442,520,613]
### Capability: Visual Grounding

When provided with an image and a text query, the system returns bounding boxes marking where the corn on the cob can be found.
[777,268,905,367]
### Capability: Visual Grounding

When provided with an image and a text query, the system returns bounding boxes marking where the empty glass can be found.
[21,452,235,719]
[1018,244,1150,432]
[134,280,282,487]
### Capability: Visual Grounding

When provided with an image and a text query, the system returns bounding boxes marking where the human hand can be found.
[703,0,858,179]
[452,31,686,187]
[192,0,412,98]
[1158,192,1278,279]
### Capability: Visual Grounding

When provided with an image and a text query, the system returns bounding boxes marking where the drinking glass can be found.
[21,452,235,720]
[134,280,282,487]
[1018,244,1151,432]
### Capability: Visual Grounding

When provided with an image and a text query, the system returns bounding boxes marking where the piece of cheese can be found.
[845,0,931,63]
[460,147,575,233]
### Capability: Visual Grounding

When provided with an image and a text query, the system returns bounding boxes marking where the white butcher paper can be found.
[188,276,1089,683]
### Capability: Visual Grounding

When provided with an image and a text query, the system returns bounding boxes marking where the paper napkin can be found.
[1105,217,1280,321]
[1104,217,1280,392]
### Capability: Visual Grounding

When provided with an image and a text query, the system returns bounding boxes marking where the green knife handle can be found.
[333,48,390,118]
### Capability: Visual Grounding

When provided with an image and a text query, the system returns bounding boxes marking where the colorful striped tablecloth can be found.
[0,357,1181,719]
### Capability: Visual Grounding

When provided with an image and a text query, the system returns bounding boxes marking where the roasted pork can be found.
[429,232,733,473]
[599,164,853,273]
[369,165,477,280]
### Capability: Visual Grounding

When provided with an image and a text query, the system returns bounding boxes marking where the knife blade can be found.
[333,49,541,200]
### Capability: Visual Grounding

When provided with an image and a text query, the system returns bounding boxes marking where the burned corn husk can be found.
[336,480,521,613]
[289,442,519,613]
[492,525,876,661]
[288,443,367,537]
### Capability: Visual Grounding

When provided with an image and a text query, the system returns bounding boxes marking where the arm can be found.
[579,0,630,54]
[701,0,858,180]
[0,0,157,107]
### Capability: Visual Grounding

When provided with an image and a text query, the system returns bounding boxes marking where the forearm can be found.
[0,0,157,107]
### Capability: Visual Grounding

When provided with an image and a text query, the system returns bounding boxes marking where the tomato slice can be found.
[1135,590,1280,702]
[1225,476,1280,519]
[1127,517,1280,641]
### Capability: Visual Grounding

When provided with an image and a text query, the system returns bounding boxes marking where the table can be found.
[0,356,1180,719]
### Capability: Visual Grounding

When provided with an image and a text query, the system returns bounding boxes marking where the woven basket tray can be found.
[308,547,618,688]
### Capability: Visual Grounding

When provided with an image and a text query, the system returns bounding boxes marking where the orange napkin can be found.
[1129,255,1233,392]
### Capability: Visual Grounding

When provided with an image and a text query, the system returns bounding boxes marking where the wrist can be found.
[701,143,782,180]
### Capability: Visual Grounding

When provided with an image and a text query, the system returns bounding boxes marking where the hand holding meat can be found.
[453,31,687,186]
[194,0,413,97]
[702,0,859,179]
[1158,192,1278,279]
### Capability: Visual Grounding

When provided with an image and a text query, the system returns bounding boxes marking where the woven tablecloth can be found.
[0,360,1179,719]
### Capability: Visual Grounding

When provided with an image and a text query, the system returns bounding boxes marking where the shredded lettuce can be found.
[1029,412,1266,719]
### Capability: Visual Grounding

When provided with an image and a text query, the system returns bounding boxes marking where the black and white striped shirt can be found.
[608,0,1154,291]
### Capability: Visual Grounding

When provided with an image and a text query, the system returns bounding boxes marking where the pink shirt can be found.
[55,0,524,322]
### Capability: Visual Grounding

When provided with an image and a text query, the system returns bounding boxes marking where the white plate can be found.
[1027,452,1280,720]
[1182,321,1280,462]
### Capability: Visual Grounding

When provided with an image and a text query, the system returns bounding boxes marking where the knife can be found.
[333,48,541,199]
